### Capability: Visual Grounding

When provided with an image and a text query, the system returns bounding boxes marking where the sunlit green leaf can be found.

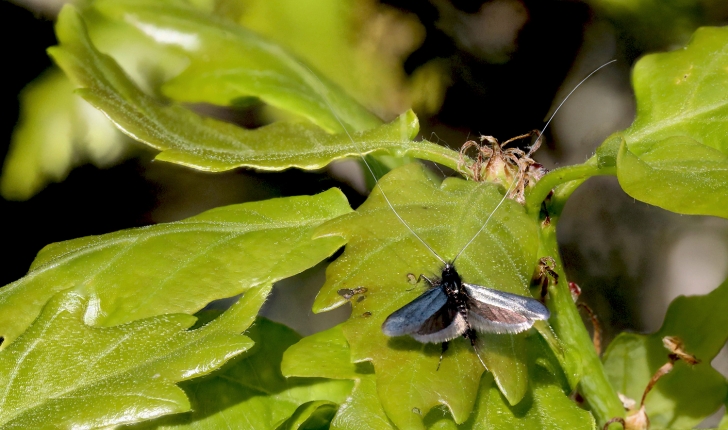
[312,163,541,428]
[330,376,396,430]
[584,0,726,53]
[0,284,269,428]
[429,330,594,429]
[69,4,191,99]
[617,135,728,217]
[602,276,728,428]
[284,325,591,429]
[127,319,352,430]
[604,26,728,218]
[282,325,396,430]
[0,68,127,200]
[459,368,595,429]
[423,336,593,429]
[0,188,350,348]
[94,0,381,133]
[234,0,421,121]
[50,7,457,173]
[283,324,359,381]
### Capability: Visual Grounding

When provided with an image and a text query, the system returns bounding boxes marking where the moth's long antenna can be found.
[529,59,617,156]
[307,70,447,265]
[452,172,520,264]
[452,59,616,264]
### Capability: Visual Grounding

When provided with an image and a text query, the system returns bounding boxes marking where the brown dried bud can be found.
[624,405,650,430]
[569,282,582,302]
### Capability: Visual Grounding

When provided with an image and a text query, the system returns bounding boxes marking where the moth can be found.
[381,262,550,359]
[315,60,614,365]
[377,63,615,358]
[366,153,550,366]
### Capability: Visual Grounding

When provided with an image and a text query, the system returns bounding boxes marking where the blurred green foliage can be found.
[1,0,727,429]
[0,68,126,200]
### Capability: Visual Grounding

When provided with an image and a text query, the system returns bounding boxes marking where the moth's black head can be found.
[441,263,461,285]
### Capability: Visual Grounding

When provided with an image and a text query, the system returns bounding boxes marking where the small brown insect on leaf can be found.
[533,256,558,301]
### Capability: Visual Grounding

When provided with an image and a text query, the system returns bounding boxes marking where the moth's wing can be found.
[463,283,550,334]
[382,287,467,343]
[412,305,468,344]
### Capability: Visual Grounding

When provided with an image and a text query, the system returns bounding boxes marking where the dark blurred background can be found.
[2,0,728,402]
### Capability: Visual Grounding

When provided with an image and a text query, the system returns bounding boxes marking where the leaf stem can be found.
[539,223,624,426]
[526,158,616,215]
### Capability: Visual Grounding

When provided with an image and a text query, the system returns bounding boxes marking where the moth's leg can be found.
[418,274,436,288]
[437,342,449,371]
[405,274,436,292]
[534,256,558,302]
[502,129,540,148]
[467,331,488,369]
[464,329,477,346]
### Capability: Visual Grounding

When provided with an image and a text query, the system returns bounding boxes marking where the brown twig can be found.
[577,303,602,356]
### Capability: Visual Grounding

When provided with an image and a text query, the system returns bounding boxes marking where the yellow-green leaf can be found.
[49,7,457,174]
[313,163,541,428]
[127,319,352,430]
[0,285,268,428]
[604,26,728,218]
[0,188,350,348]
[602,276,728,428]
[95,0,382,133]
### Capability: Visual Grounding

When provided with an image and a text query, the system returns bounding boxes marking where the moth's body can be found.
[382,263,550,351]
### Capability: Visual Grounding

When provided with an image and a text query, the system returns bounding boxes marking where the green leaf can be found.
[277,401,338,430]
[283,324,359,381]
[0,284,269,428]
[50,7,457,173]
[617,135,728,218]
[0,68,127,200]
[602,276,728,428]
[0,188,350,348]
[584,0,720,53]
[312,163,541,428]
[282,325,396,430]
[423,335,593,429]
[284,325,591,429]
[331,376,399,430]
[417,330,594,429]
[460,368,595,429]
[94,0,381,133]
[127,319,352,430]
[595,134,621,169]
[234,0,418,121]
[609,26,728,218]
